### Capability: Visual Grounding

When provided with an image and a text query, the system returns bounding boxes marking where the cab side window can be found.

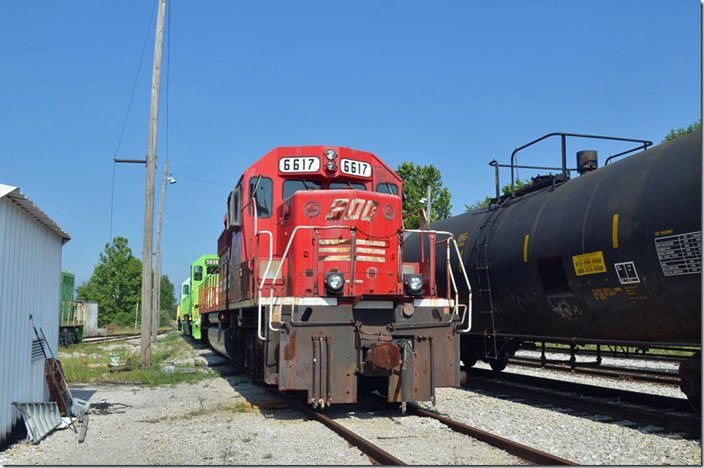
[194,266,203,282]
[375,182,399,195]
[249,176,273,218]
[182,284,189,295]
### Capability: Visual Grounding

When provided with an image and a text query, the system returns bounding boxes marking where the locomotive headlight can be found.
[324,272,345,294]
[404,274,424,296]
[325,160,337,171]
[325,149,338,160]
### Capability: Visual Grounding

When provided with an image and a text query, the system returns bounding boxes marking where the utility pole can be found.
[152,159,168,342]
[140,0,167,367]
[426,185,432,226]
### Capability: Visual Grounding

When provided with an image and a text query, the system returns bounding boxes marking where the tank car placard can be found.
[614,261,640,284]
[572,251,607,276]
[655,231,702,276]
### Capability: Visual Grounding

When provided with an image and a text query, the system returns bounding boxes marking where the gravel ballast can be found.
[1,336,700,465]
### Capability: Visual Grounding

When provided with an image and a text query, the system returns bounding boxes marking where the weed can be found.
[263,454,273,460]
[58,332,216,386]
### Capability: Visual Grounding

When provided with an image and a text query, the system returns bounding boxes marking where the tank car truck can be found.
[406,130,702,411]
[199,145,471,409]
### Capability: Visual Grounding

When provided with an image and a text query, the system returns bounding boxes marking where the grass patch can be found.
[58,331,214,386]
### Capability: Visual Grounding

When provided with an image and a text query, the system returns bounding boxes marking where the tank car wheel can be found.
[488,352,510,372]
[679,353,701,414]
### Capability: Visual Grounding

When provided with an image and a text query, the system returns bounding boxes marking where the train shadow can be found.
[177,333,305,421]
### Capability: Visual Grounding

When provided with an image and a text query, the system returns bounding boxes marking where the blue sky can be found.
[0,0,700,292]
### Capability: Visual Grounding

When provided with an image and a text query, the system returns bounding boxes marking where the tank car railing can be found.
[507,132,652,198]
[404,229,473,332]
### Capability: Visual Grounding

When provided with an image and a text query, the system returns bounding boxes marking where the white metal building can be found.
[0,184,70,449]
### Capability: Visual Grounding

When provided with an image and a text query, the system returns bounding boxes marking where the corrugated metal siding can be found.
[0,196,62,448]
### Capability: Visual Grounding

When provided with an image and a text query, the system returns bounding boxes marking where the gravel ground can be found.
[0,338,372,466]
[2,336,700,465]
[410,353,701,465]
[327,406,526,465]
[0,376,373,465]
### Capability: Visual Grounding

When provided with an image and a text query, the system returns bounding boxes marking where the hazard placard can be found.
[572,251,607,276]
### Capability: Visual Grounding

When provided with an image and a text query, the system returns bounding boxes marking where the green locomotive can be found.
[59,270,85,345]
[178,255,218,340]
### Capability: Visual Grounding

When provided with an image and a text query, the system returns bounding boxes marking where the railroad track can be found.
[82,330,169,343]
[404,403,576,465]
[508,356,681,386]
[200,347,575,465]
[531,346,692,364]
[285,393,576,465]
[466,368,701,437]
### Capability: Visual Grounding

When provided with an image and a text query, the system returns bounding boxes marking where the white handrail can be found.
[404,229,473,332]
[252,196,275,341]
[257,224,353,339]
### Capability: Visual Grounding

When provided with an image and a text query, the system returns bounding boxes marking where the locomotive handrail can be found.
[508,132,652,198]
[404,229,473,332]
[253,197,276,340]
[258,224,351,341]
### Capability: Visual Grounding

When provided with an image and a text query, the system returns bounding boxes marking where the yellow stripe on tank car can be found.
[523,234,529,263]
[612,214,619,248]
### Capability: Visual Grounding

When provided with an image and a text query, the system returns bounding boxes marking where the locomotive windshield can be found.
[249,176,273,218]
[376,182,399,195]
[329,182,366,191]
[283,179,322,199]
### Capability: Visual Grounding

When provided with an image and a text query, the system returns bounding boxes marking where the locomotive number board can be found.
[340,159,372,178]
[279,156,320,173]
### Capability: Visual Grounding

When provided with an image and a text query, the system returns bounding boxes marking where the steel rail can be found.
[81,330,169,343]
[530,345,691,363]
[467,369,700,437]
[279,394,406,466]
[407,404,577,465]
[508,356,681,386]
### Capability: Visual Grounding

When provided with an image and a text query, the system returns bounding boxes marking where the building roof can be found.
[0,184,71,244]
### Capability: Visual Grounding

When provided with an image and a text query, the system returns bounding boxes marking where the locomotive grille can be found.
[319,238,386,262]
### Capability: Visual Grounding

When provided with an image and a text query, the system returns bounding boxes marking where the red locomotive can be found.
[199,145,471,409]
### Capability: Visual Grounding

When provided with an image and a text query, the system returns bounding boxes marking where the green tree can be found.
[77,237,143,327]
[663,118,701,142]
[396,162,452,229]
[465,179,532,212]
[159,275,176,325]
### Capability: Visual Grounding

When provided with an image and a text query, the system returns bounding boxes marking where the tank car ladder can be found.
[474,206,502,360]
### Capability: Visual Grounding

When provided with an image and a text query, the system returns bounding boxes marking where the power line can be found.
[109,0,159,243]
[170,172,231,187]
